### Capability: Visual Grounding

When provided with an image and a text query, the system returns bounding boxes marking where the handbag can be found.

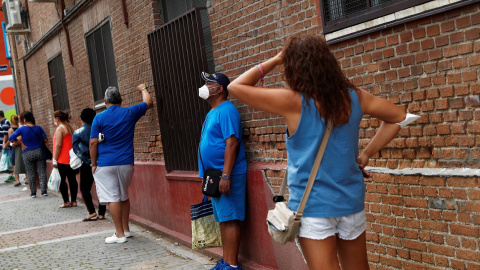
[201,168,222,197]
[28,126,53,160]
[266,121,333,245]
[191,195,222,250]
[69,149,82,170]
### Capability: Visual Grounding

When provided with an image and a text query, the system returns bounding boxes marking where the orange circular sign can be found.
[1,87,15,105]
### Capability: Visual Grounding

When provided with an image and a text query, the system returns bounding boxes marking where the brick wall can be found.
[11,0,163,158]
[208,0,320,164]
[365,173,480,269]
[329,3,480,169]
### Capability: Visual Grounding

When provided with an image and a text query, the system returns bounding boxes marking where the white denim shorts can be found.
[298,210,366,240]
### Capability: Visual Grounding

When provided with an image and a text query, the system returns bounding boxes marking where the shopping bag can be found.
[0,149,12,172]
[47,168,61,192]
[191,196,222,250]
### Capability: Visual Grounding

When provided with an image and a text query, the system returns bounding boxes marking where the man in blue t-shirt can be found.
[198,72,247,270]
[90,84,152,244]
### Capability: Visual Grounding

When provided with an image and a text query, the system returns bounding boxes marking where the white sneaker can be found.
[124,232,132,238]
[105,233,127,244]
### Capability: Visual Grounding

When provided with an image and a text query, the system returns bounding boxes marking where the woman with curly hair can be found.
[228,35,418,269]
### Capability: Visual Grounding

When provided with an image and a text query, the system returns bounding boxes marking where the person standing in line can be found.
[8,115,26,187]
[53,111,78,208]
[8,111,48,198]
[198,72,247,270]
[73,108,106,221]
[1,110,14,181]
[90,84,152,244]
[228,35,418,270]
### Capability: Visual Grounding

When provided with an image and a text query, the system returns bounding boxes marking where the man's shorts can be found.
[298,210,366,240]
[93,165,134,205]
[211,173,247,222]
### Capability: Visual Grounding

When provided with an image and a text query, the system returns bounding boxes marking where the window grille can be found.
[321,0,430,34]
[85,21,118,104]
[48,54,70,111]
[148,8,211,172]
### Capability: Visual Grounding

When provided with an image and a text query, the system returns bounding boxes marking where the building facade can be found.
[5,0,480,269]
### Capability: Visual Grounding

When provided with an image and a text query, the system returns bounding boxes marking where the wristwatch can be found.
[222,174,230,180]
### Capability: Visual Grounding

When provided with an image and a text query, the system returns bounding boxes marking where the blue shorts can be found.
[211,173,246,222]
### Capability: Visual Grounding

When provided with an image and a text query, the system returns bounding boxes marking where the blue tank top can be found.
[286,89,364,217]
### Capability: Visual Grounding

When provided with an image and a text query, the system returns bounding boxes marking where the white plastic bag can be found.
[69,149,82,170]
[48,168,61,192]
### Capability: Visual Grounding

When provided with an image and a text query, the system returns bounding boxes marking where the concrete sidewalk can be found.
[0,172,216,270]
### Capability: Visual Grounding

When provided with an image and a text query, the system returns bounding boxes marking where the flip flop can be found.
[59,203,71,208]
[71,202,78,207]
[82,217,98,222]
[14,182,21,187]
[98,216,105,220]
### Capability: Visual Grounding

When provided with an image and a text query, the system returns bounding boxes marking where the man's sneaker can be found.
[5,175,15,182]
[124,231,132,238]
[42,193,48,197]
[31,194,36,198]
[210,259,225,270]
[105,233,127,244]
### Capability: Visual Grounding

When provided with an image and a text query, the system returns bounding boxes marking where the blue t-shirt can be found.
[9,125,47,153]
[198,100,247,177]
[90,102,148,166]
[287,90,364,218]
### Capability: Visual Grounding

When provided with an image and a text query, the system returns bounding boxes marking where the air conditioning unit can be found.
[2,0,22,31]
[29,0,57,2]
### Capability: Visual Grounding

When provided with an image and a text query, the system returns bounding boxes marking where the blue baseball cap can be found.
[201,72,230,94]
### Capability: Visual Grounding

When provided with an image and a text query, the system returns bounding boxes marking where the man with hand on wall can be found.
[198,72,247,270]
[90,84,152,244]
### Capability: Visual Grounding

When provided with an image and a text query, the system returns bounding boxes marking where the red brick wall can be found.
[329,3,480,169]
[11,0,162,158]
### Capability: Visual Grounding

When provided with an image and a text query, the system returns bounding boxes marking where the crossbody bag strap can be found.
[27,126,44,143]
[295,121,333,219]
[278,121,333,199]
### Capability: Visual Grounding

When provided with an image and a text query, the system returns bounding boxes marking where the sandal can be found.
[71,202,77,207]
[14,182,21,187]
[59,202,71,208]
[83,213,98,221]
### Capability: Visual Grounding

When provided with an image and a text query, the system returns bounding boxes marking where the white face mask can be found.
[198,85,210,100]
[198,85,221,100]
[54,120,58,126]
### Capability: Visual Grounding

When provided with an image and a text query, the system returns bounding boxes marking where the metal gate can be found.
[147,8,211,172]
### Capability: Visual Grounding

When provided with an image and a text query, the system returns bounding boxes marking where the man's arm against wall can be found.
[136,83,153,109]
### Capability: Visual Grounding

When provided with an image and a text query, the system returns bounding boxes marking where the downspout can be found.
[22,58,32,111]
[60,0,74,65]
[121,0,129,28]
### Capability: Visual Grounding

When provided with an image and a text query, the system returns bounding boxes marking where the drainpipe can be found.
[22,58,32,111]
[121,0,129,28]
[60,0,74,65]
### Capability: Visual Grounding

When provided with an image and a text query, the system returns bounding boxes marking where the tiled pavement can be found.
[0,173,216,270]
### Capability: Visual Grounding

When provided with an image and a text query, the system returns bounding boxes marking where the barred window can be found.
[320,0,474,41]
[85,20,118,105]
[48,54,69,111]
